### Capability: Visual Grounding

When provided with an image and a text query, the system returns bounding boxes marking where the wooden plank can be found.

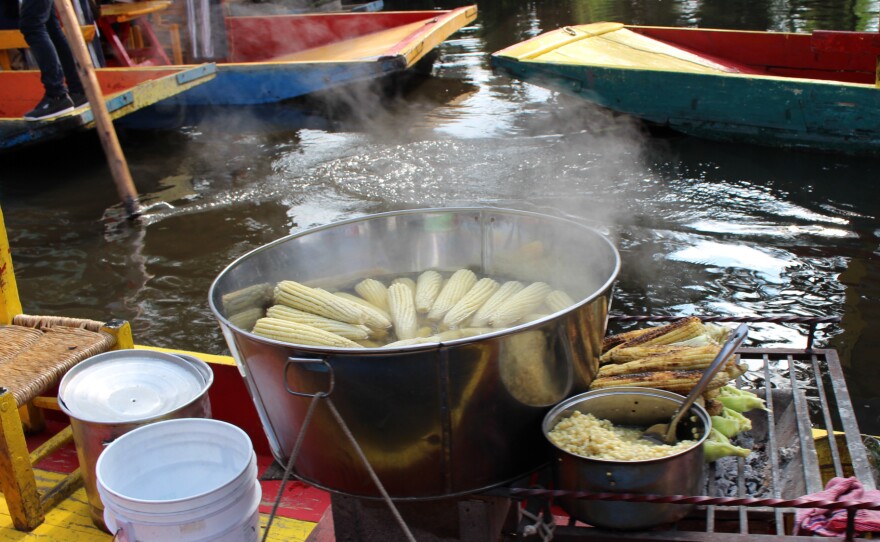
[0,26,95,50]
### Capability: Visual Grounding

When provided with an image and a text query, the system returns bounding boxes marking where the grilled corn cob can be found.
[600,317,705,362]
[545,290,575,313]
[252,317,362,348]
[387,283,418,340]
[333,291,393,330]
[596,345,727,377]
[590,370,730,394]
[415,270,443,313]
[443,278,500,328]
[428,269,477,321]
[275,280,368,325]
[354,279,389,312]
[470,281,524,327]
[602,343,721,365]
[266,305,370,340]
[602,326,657,353]
[488,281,552,328]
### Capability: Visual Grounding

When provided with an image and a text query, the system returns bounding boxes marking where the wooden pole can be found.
[53,0,142,218]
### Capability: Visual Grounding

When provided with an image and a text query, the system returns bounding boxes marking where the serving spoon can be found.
[640,323,749,445]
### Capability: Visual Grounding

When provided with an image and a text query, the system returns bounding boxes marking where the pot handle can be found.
[284,357,335,398]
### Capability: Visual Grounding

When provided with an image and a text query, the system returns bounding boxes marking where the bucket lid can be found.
[59,350,212,423]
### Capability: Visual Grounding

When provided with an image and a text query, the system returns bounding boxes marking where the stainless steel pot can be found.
[209,207,619,499]
[542,387,711,529]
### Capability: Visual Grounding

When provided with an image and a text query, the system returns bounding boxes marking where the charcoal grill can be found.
[266,316,880,541]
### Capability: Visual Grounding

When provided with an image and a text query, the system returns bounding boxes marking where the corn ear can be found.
[488,282,552,328]
[333,291,393,330]
[392,277,416,294]
[275,280,368,325]
[266,305,370,340]
[545,290,575,313]
[252,317,362,348]
[590,369,730,394]
[387,282,419,340]
[597,346,725,377]
[470,281,524,327]
[354,279,389,312]
[443,278,500,328]
[415,270,443,313]
[428,269,477,321]
[601,317,705,361]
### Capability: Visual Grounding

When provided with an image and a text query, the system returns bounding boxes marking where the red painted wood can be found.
[224,11,440,62]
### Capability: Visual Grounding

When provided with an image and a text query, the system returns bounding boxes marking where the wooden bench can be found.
[0,26,96,70]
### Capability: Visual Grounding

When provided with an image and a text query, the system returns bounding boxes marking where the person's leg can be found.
[19,0,67,97]
[46,8,85,95]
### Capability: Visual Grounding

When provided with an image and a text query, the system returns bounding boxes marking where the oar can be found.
[53,0,142,219]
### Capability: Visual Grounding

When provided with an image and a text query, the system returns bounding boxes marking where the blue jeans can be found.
[19,0,85,97]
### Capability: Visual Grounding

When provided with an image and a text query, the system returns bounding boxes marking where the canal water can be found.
[2,0,880,431]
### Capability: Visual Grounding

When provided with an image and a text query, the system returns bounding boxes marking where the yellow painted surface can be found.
[135,344,237,366]
[0,470,316,541]
[499,22,741,74]
[0,207,23,326]
[272,20,427,62]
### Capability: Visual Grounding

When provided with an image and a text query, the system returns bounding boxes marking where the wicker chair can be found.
[0,208,133,530]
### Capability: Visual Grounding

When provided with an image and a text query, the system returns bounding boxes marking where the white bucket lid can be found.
[59,350,212,423]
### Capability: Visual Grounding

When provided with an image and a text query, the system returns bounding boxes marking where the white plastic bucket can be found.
[96,418,261,542]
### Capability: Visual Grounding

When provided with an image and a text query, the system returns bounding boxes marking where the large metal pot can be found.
[543,387,711,529]
[209,207,619,499]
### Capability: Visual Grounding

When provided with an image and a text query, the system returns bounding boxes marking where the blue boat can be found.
[120,7,477,128]
[491,22,880,155]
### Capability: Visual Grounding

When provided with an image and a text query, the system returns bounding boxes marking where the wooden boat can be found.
[0,64,216,151]
[117,6,477,128]
[491,22,880,155]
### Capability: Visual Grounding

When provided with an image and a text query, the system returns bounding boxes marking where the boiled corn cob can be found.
[596,345,726,377]
[275,280,368,325]
[392,277,416,294]
[487,282,552,328]
[545,290,575,313]
[252,317,362,348]
[470,281,524,327]
[443,278,500,328]
[600,317,705,361]
[228,307,265,331]
[590,370,730,394]
[387,283,418,341]
[384,336,441,348]
[333,291,393,330]
[428,269,477,321]
[415,270,443,313]
[222,283,273,314]
[354,279,389,312]
[436,327,493,341]
[266,305,370,340]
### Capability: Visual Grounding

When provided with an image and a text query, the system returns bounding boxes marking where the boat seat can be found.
[0,26,96,71]
[268,19,426,62]
[0,315,132,531]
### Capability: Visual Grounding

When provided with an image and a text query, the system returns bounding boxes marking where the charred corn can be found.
[602,326,657,353]
[545,290,575,313]
[275,280,368,325]
[443,278,500,328]
[601,317,705,361]
[252,317,362,348]
[590,369,730,394]
[387,282,418,340]
[603,343,722,364]
[488,282,552,328]
[354,279,389,312]
[470,281,524,327]
[428,269,477,321]
[266,305,370,340]
[333,291,393,330]
[597,346,726,377]
[415,270,443,313]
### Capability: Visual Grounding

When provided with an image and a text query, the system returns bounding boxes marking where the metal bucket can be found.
[209,207,620,499]
[542,387,711,529]
[58,350,213,531]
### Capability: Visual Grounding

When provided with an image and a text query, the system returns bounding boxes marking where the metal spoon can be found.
[640,323,749,445]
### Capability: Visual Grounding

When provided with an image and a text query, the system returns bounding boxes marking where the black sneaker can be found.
[24,94,75,121]
[70,92,90,109]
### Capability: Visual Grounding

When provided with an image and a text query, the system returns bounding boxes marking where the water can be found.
[2,0,880,431]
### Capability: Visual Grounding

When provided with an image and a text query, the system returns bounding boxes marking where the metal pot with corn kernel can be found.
[209,207,620,499]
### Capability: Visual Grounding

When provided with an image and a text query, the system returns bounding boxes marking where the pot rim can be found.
[208,206,621,353]
[542,386,711,464]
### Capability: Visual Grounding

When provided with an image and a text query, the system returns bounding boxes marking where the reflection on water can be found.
[2,0,880,430]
